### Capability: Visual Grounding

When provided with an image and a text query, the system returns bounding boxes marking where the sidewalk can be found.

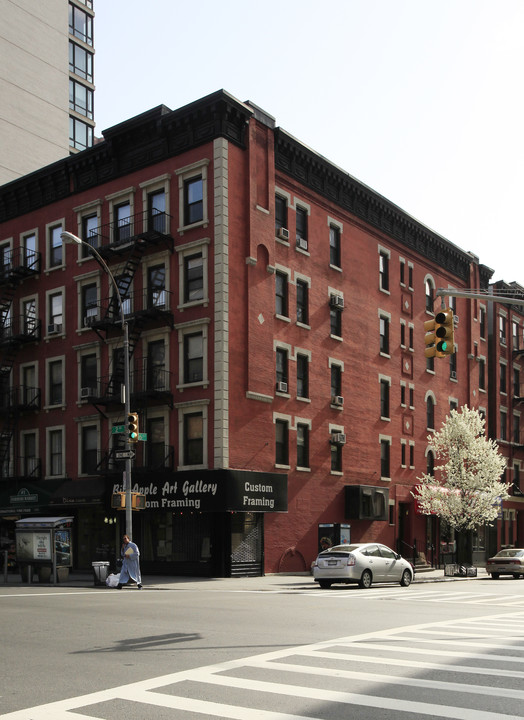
[1,566,491,591]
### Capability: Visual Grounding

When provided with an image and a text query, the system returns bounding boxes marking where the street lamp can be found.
[61,231,133,538]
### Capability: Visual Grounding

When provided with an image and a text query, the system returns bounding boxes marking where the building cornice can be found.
[274,128,473,282]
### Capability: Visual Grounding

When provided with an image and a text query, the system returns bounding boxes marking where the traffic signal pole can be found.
[123,321,133,539]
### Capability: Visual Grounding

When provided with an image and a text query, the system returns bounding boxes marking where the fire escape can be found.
[0,247,41,478]
[80,210,175,475]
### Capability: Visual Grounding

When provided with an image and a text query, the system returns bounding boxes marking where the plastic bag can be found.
[106,572,120,588]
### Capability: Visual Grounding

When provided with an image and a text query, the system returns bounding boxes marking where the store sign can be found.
[112,470,288,513]
[9,488,38,506]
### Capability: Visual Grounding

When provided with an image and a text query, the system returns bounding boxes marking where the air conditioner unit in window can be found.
[47,323,62,335]
[296,237,308,251]
[332,395,344,407]
[277,227,290,241]
[81,387,97,399]
[450,370,457,380]
[331,432,346,446]
[276,381,288,393]
[330,294,344,310]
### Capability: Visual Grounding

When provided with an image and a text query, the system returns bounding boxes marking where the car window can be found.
[361,545,380,557]
[496,549,523,558]
[379,546,396,559]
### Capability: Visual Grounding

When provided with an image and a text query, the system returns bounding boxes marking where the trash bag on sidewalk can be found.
[106,572,120,588]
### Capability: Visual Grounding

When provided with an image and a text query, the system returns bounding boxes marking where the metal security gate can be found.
[230,512,263,577]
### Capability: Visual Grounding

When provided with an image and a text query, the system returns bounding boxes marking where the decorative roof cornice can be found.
[274,128,473,282]
[0,90,252,222]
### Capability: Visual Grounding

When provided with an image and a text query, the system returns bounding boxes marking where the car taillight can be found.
[346,554,356,566]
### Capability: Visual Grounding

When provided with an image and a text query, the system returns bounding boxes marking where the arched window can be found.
[426,396,435,430]
[426,450,435,476]
[425,278,435,312]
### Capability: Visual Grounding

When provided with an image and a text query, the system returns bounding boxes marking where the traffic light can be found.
[434,308,455,356]
[424,308,455,358]
[131,492,146,510]
[111,492,125,508]
[127,412,139,443]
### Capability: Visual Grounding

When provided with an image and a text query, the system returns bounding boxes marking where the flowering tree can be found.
[413,406,509,531]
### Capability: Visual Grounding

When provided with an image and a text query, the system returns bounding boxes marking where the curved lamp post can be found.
[61,231,133,538]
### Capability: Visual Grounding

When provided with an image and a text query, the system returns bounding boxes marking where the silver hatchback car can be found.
[312,542,414,589]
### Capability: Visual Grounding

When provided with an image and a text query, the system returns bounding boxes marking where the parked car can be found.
[486,548,524,579]
[312,542,414,589]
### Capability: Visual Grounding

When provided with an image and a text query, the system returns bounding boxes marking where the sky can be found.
[94,0,524,286]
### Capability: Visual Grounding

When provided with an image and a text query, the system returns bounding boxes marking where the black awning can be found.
[50,478,106,506]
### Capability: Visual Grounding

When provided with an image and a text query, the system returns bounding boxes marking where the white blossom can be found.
[412,406,509,531]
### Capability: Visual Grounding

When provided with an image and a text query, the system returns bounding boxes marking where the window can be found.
[275,419,289,465]
[276,348,288,388]
[449,353,457,379]
[479,307,486,339]
[380,379,390,419]
[82,214,99,252]
[296,207,308,246]
[479,359,486,390]
[146,417,167,469]
[147,264,166,309]
[22,233,37,269]
[115,274,132,316]
[400,322,406,348]
[425,279,434,312]
[184,176,203,226]
[147,340,167,391]
[184,412,204,466]
[331,363,342,398]
[330,437,342,472]
[275,271,288,317]
[275,195,288,235]
[380,438,390,478]
[48,225,63,268]
[427,451,435,476]
[48,291,63,332]
[379,251,389,292]
[409,443,415,468]
[114,202,132,243]
[500,410,507,441]
[514,464,521,493]
[500,363,507,394]
[81,353,97,393]
[69,79,93,119]
[82,283,98,325]
[426,396,435,430]
[177,160,209,229]
[329,225,341,267]
[426,354,435,373]
[296,354,309,399]
[296,279,309,325]
[22,432,38,477]
[184,333,203,384]
[409,386,414,409]
[499,315,507,345]
[513,413,520,445]
[22,364,38,407]
[184,253,204,303]
[330,307,342,338]
[296,424,309,469]
[48,360,63,406]
[379,315,390,354]
[400,260,405,286]
[513,321,520,351]
[48,429,64,476]
[81,426,98,474]
[148,189,166,233]
[401,442,406,467]
[69,5,93,45]
[514,368,521,398]
[69,117,93,150]
[400,382,406,406]
[69,41,93,82]
[22,298,37,336]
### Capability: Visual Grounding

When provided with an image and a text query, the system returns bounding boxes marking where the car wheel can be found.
[359,569,372,589]
[318,580,332,589]
[400,569,412,587]
[491,573,499,579]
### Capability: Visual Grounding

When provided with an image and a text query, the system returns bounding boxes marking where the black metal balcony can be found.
[131,366,173,407]
[87,210,173,259]
[0,314,41,346]
[82,289,174,332]
[0,385,41,415]
[0,248,41,285]
[2,456,42,481]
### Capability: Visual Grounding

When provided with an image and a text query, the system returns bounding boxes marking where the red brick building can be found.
[0,91,505,576]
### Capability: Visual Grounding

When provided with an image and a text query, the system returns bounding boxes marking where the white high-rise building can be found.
[0,0,95,185]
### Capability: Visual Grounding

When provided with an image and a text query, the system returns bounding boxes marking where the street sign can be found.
[138,433,148,441]
[112,425,125,434]
[115,450,135,460]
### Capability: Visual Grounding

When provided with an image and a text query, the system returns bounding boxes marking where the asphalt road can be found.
[1,575,524,718]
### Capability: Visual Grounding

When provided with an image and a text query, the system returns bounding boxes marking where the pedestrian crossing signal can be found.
[111,492,125,509]
[111,492,146,510]
[131,493,146,510]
